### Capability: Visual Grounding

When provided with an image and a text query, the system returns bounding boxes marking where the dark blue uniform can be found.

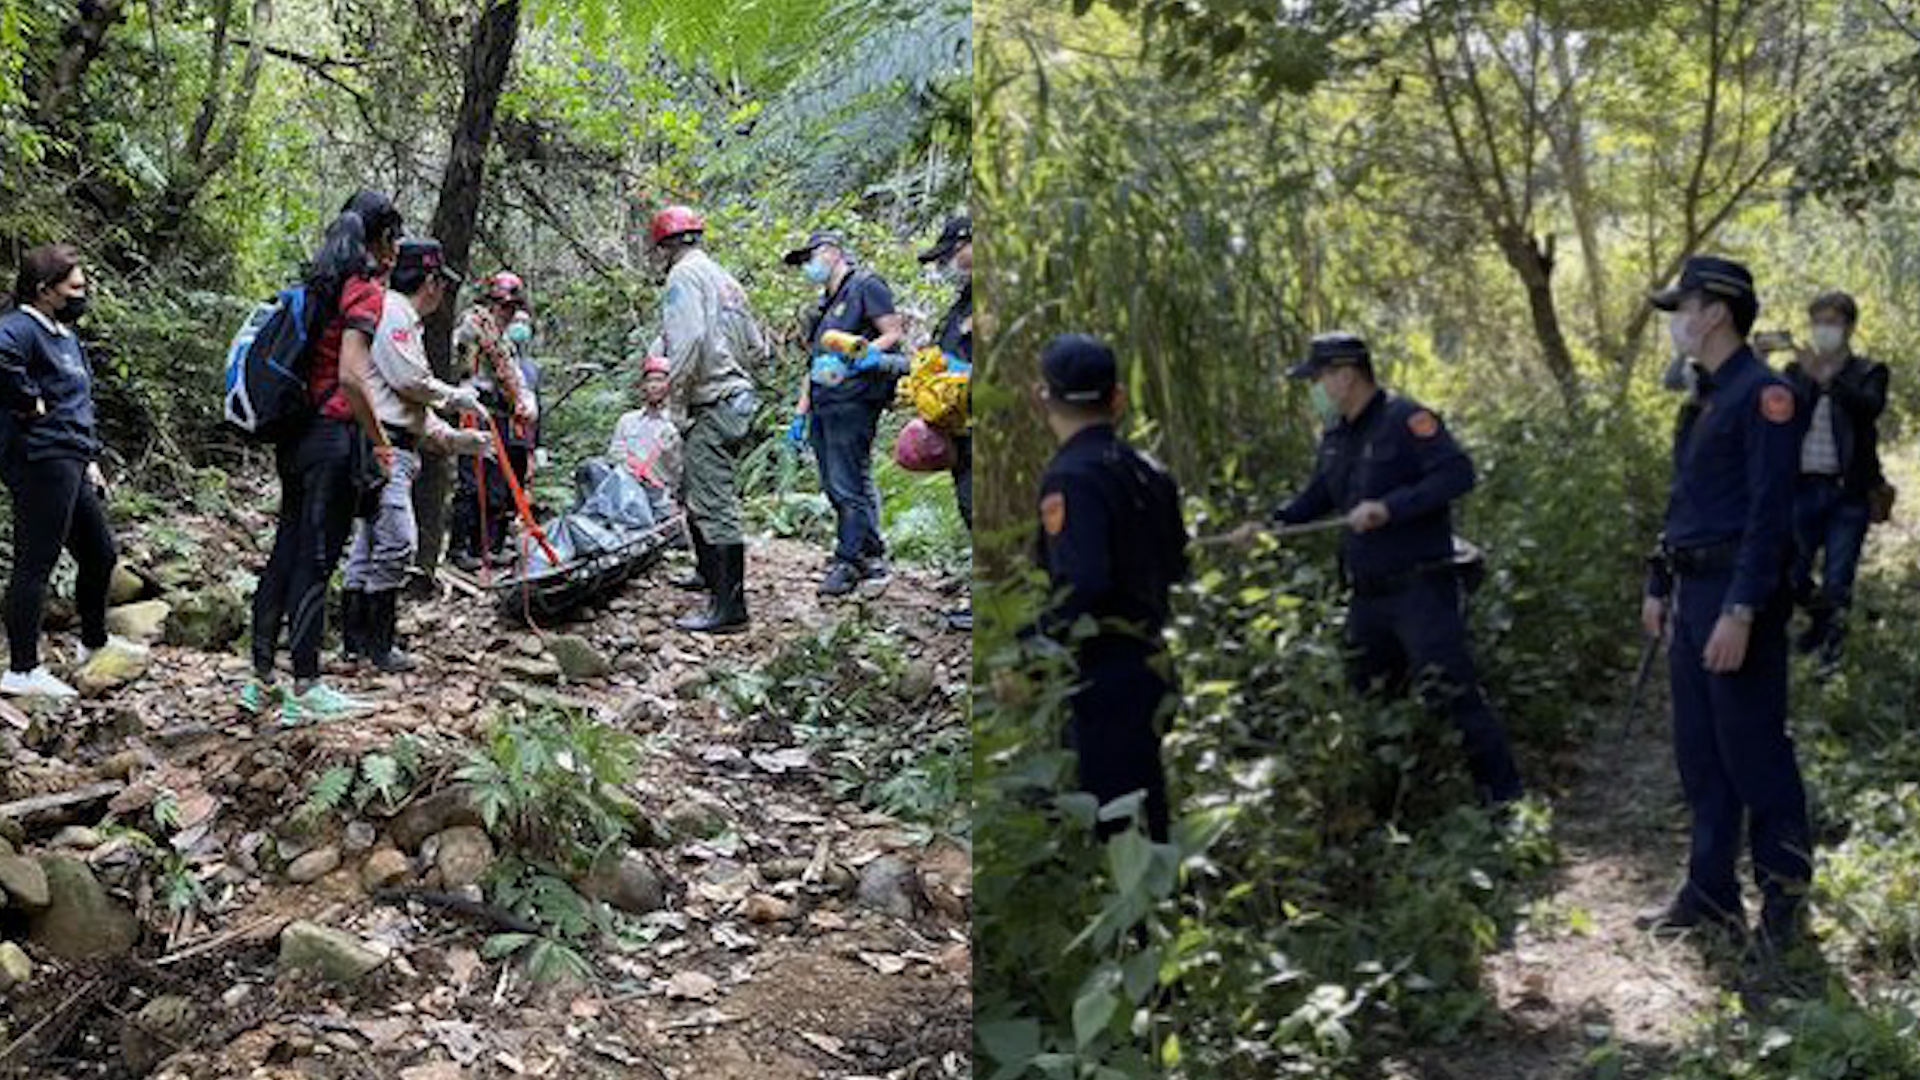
[1652,345,1810,927]
[1035,424,1189,841]
[937,283,972,528]
[1276,390,1524,803]
[806,268,896,569]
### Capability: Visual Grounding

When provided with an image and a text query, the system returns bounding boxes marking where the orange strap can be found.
[480,410,560,566]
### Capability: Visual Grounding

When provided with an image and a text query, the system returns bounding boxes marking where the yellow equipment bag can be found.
[901,346,970,433]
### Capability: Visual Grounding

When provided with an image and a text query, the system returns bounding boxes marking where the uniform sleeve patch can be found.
[1408,410,1440,438]
[1761,385,1796,424]
[1041,491,1067,536]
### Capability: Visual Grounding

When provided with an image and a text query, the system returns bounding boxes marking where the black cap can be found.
[918,215,972,263]
[1287,332,1371,379]
[1649,256,1757,322]
[1041,334,1118,404]
[783,229,848,266]
[395,238,461,284]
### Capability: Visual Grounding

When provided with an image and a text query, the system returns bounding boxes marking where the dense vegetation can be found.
[973,1,1920,1076]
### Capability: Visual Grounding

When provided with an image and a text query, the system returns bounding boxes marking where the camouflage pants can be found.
[683,389,756,545]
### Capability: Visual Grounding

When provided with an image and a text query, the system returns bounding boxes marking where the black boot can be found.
[673,526,711,591]
[676,543,748,634]
[1795,599,1833,655]
[366,590,417,673]
[340,589,368,662]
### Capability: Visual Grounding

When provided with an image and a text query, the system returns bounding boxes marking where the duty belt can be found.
[1348,558,1458,599]
[1666,538,1741,576]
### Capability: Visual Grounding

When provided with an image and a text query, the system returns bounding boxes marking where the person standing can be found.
[1776,291,1889,670]
[652,205,762,633]
[340,238,490,672]
[1639,256,1812,958]
[784,229,906,597]
[1271,332,1524,808]
[447,271,538,570]
[920,215,973,631]
[0,244,122,699]
[1030,334,1188,842]
[246,189,403,723]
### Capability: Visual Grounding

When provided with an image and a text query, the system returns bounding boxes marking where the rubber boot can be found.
[366,590,418,673]
[676,543,748,634]
[673,525,710,591]
[340,589,368,662]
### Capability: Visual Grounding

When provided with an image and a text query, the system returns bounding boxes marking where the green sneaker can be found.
[288,683,375,724]
[239,679,281,717]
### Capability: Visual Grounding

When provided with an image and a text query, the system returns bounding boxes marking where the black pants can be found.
[951,433,972,530]
[251,419,357,681]
[3,454,115,673]
[449,441,530,558]
[1067,657,1173,842]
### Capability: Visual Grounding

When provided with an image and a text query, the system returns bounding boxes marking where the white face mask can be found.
[1667,310,1699,359]
[1810,324,1847,355]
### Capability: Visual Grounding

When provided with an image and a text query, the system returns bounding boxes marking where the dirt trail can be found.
[0,510,971,1080]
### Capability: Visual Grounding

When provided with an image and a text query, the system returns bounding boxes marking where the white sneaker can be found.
[77,635,149,666]
[1,667,79,699]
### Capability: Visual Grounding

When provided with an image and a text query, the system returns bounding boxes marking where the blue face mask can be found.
[803,256,831,284]
[1309,381,1341,424]
[506,322,533,344]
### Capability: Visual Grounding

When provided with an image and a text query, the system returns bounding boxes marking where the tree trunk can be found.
[33,0,129,125]
[1497,226,1581,411]
[414,0,520,574]
[1549,31,1612,364]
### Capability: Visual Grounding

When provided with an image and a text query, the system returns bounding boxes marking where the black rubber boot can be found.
[674,525,711,591]
[676,543,748,634]
[340,589,368,662]
[366,590,417,673]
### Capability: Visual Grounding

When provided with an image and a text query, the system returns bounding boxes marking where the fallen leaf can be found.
[857,951,909,976]
[665,970,720,1002]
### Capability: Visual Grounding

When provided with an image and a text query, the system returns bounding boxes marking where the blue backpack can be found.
[223,284,316,441]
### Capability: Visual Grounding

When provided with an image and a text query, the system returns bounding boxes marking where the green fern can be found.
[298,765,356,823]
[361,753,401,808]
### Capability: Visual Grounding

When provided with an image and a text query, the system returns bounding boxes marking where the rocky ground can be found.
[0,496,971,1080]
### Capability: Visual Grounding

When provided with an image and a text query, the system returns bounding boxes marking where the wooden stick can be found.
[1192,517,1346,547]
[0,780,125,822]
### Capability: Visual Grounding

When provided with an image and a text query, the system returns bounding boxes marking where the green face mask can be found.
[1309,381,1340,424]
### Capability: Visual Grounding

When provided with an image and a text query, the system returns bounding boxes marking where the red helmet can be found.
[484,271,526,305]
[648,205,705,246]
[641,354,670,376]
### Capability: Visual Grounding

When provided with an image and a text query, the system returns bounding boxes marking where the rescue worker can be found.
[784,229,905,597]
[1272,332,1524,807]
[447,271,539,571]
[1638,256,1812,957]
[608,350,683,523]
[920,215,973,631]
[651,205,763,633]
[1031,334,1188,842]
[340,238,491,672]
[1777,291,1889,670]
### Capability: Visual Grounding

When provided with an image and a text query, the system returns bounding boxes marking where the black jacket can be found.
[0,306,100,463]
[1783,354,1888,499]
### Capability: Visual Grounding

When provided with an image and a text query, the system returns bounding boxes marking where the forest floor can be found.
[0,483,971,1080]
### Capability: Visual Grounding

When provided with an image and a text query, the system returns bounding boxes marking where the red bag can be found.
[893,417,955,472]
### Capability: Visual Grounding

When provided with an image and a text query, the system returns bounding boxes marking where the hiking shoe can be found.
[1636,898,1746,940]
[239,679,282,716]
[450,552,482,573]
[284,683,375,725]
[818,560,861,597]
[944,607,973,632]
[368,647,418,674]
[1,666,79,700]
[862,556,892,582]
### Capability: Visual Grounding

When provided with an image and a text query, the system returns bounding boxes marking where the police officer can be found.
[1638,257,1811,954]
[919,214,972,631]
[785,229,906,597]
[1273,332,1524,807]
[651,205,763,634]
[1032,334,1189,842]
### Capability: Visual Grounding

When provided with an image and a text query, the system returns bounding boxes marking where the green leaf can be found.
[1072,973,1120,1049]
[482,932,534,960]
[976,1018,1040,1065]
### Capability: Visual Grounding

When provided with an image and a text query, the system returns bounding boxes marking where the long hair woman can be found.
[245,189,402,723]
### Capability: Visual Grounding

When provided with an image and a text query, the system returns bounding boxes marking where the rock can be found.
[855,855,919,920]
[74,638,150,696]
[0,836,10,857]
[918,838,971,921]
[498,655,562,683]
[0,854,50,909]
[388,787,485,851]
[105,599,172,643]
[286,846,341,884]
[108,565,146,606]
[0,816,22,847]
[361,849,411,891]
[277,921,387,983]
[122,994,199,1074]
[98,749,145,780]
[51,825,102,850]
[163,584,247,650]
[583,850,666,915]
[246,766,290,794]
[664,797,729,841]
[546,634,611,681]
[741,893,793,924]
[28,855,140,959]
[0,941,30,988]
[343,820,377,852]
[400,1065,466,1080]
[665,970,719,1002]
[894,659,938,701]
[428,827,494,890]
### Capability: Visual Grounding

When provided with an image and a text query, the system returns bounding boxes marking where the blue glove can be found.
[944,355,971,376]
[786,414,808,446]
[852,348,909,376]
[809,354,850,387]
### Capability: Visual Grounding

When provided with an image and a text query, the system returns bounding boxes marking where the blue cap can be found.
[1287,332,1371,379]
[1650,255,1758,323]
[1042,334,1118,404]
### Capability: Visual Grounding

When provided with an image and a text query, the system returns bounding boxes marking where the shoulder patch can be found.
[1761,384,1795,424]
[1407,409,1441,438]
[390,326,412,344]
[1041,491,1067,536]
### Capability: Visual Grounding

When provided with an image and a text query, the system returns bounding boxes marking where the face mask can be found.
[54,294,89,323]
[802,257,831,284]
[507,322,533,344]
[1810,325,1846,355]
[1309,381,1341,424]
[1667,310,1698,359]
